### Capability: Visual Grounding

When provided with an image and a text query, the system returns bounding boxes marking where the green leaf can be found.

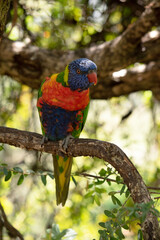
[85,190,94,198]
[116,176,122,184]
[138,229,143,240]
[72,176,77,186]
[13,167,23,173]
[108,191,117,196]
[41,175,47,186]
[99,222,106,228]
[3,167,8,176]
[122,224,129,230]
[95,187,106,194]
[4,171,12,181]
[115,197,122,206]
[17,174,24,185]
[107,167,112,174]
[95,179,105,185]
[125,189,130,198]
[94,194,101,206]
[0,145,4,151]
[120,185,126,195]
[106,180,111,186]
[99,168,107,176]
[104,210,116,218]
[25,169,35,175]
[1,163,7,166]
[111,195,117,205]
[88,183,93,189]
[47,172,54,179]
[115,227,125,239]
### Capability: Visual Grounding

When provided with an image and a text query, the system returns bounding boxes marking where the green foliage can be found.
[0,144,4,151]
[6,0,146,49]
[98,199,160,240]
[0,162,54,187]
[45,224,76,240]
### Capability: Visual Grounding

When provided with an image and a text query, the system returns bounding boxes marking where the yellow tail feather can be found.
[52,155,73,206]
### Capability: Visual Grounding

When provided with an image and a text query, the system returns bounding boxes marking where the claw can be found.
[59,135,74,155]
[41,136,48,146]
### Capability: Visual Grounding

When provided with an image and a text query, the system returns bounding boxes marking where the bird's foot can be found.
[41,136,48,147]
[59,135,74,156]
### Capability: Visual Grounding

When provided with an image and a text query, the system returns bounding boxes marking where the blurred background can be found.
[0,0,160,239]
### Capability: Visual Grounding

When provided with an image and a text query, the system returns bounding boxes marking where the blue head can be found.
[67,58,97,91]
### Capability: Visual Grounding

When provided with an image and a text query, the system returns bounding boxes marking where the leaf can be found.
[99,168,107,176]
[94,194,101,206]
[95,179,105,185]
[4,171,12,181]
[120,185,126,195]
[111,195,117,205]
[0,145,4,151]
[106,180,111,186]
[48,224,76,240]
[138,229,143,240]
[17,174,24,185]
[62,228,77,239]
[115,227,125,239]
[104,210,116,218]
[47,172,54,179]
[3,167,8,176]
[125,189,130,198]
[115,197,122,206]
[122,224,129,230]
[71,176,77,186]
[41,175,47,186]
[116,176,122,184]
[25,169,35,175]
[95,187,106,194]
[99,222,106,228]
[84,190,94,198]
[1,163,7,166]
[13,167,23,173]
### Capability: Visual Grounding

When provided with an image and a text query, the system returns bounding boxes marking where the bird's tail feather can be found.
[52,155,73,206]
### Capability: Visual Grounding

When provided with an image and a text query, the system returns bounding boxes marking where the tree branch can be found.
[0,0,11,41]
[0,126,159,240]
[0,202,24,240]
[0,0,160,99]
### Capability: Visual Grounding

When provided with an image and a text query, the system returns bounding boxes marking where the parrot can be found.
[37,58,97,206]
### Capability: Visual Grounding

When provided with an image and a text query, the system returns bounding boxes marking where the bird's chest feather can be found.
[40,75,90,111]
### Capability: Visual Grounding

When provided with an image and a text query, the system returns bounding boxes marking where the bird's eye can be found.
[76,69,81,74]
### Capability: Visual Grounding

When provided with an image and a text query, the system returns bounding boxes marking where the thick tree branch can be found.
[0,126,160,240]
[0,0,11,41]
[0,0,160,99]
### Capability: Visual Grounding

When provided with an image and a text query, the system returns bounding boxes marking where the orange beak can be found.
[87,71,97,85]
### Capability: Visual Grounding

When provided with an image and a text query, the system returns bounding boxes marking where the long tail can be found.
[52,155,73,206]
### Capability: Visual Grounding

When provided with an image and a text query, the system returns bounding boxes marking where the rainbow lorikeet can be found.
[37,58,97,206]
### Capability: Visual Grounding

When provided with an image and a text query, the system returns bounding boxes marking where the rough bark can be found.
[0,0,11,41]
[0,0,160,99]
[0,126,160,240]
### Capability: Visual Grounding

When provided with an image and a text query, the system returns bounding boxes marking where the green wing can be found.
[72,103,90,138]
